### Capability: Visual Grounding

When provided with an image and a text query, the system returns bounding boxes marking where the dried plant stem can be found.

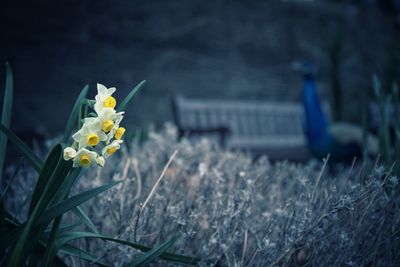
[241,229,248,266]
[346,157,357,180]
[134,149,178,242]
[311,154,330,202]
[142,149,178,210]
[246,249,258,267]
[382,161,396,186]
[132,159,142,200]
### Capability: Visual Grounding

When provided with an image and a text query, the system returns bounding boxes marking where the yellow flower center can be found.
[104,96,116,108]
[101,120,114,132]
[87,134,99,146]
[79,154,91,167]
[106,146,118,156]
[114,127,126,140]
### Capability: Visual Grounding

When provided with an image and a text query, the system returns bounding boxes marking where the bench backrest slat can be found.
[172,95,332,150]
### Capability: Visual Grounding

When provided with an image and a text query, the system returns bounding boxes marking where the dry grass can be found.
[4,123,400,266]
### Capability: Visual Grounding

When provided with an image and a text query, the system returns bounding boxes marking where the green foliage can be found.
[0,124,43,173]
[117,80,146,112]
[125,234,180,267]
[0,63,13,188]
[0,66,198,266]
[62,85,89,143]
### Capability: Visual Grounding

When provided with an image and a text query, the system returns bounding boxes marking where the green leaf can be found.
[73,206,99,234]
[44,223,80,235]
[117,80,146,112]
[62,85,89,143]
[29,145,64,215]
[0,201,6,237]
[58,244,108,266]
[42,216,63,267]
[36,180,122,227]
[48,168,99,235]
[125,234,180,267]
[6,146,72,266]
[0,123,43,173]
[12,191,32,224]
[0,157,23,200]
[0,180,120,252]
[51,167,82,204]
[0,62,13,187]
[53,231,198,266]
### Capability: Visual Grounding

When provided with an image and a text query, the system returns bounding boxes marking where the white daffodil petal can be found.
[102,140,123,158]
[94,84,117,114]
[97,83,108,95]
[72,118,107,148]
[106,113,125,144]
[73,148,98,168]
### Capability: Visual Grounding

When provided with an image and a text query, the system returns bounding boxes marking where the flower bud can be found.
[63,147,77,160]
[96,156,105,167]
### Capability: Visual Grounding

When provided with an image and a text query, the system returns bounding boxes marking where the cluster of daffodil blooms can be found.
[63,84,126,168]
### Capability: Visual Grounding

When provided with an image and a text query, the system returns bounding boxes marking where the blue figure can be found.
[293,62,378,162]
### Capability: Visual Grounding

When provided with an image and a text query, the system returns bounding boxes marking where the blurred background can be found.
[0,0,399,141]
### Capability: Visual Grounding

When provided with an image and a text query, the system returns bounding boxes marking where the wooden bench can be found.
[171,95,314,161]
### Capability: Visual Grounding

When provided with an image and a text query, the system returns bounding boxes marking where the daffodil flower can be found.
[105,113,124,144]
[72,118,107,149]
[98,108,124,133]
[73,148,98,168]
[63,147,77,160]
[102,140,123,158]
[66,82,129,168]
[94,83,117,114]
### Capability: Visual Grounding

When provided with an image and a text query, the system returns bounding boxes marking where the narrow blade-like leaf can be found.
[0,180,120,251]
[37,180,122,227]
[0,157,23,200]
[73,206,99,234]
[53,231,198,266]
[125,234,180,267]
[44,223,80,235]
[62,85,89,143]
[0,123,43,173]
[29,145,63,215]
[42,216,63,267]
[58,244,108,266]
[0,62,13,186]
[6,146,72,266]
[117,80,145,112]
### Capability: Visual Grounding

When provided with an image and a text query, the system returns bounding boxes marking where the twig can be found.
[122,158,131,178]
[311,154,330,202]
[119,159,132,216]
[134,150,178,242]
[346,157,357,181]
[372,154,381,172]
[382,161,396,186]
[241,229,248,266]
[142,150,178,210]
[132,159,142,200]
[246,249,258,267]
